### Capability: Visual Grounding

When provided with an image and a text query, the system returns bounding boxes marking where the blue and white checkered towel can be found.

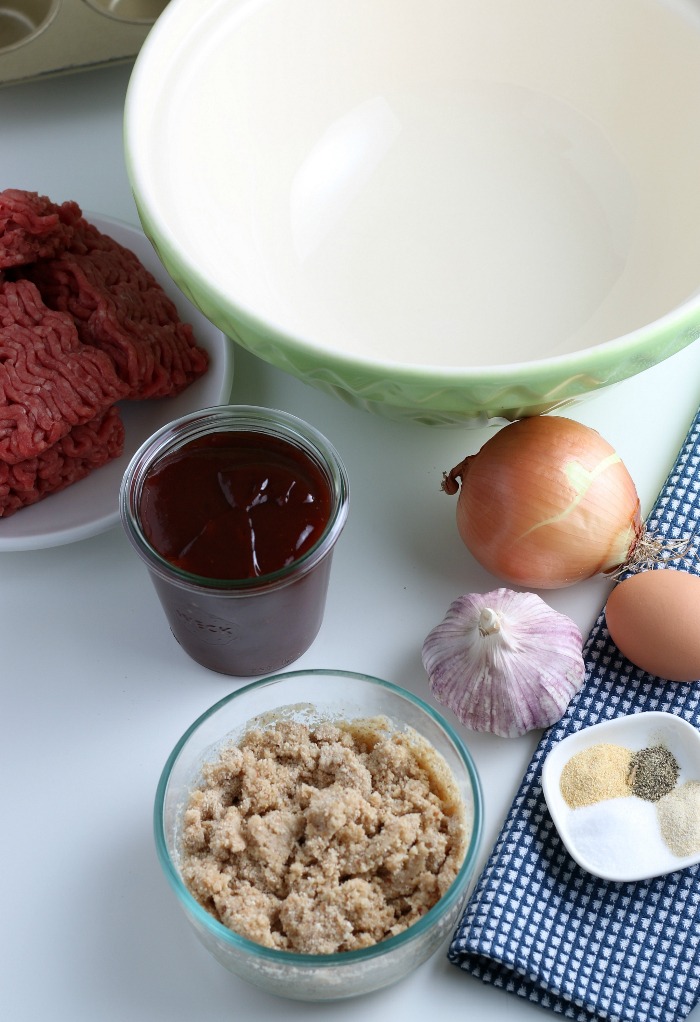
[449,404,700,1022]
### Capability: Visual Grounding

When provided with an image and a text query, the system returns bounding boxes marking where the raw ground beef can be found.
[0,405,124,517]
[0,189,82,269]
[0,188,211,517]
[0,279,128,464]
[23,219,210,399]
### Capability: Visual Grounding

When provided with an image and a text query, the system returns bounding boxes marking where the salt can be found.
[566,796,674,878]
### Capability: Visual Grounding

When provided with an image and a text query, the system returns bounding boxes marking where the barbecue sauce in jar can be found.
[121,409,348,677]
[139,431,332,580]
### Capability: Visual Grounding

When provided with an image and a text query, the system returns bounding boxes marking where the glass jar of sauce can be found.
[120,405,349,676]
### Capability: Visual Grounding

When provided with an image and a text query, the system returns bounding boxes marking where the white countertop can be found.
[2,62,700,1022]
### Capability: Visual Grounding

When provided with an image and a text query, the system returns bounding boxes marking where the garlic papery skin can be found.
[421,589,586,738]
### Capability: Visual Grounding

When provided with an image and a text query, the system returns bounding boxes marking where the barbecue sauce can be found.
[139,431,332,580]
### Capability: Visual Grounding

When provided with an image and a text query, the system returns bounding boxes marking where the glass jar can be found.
[119,405,349,675]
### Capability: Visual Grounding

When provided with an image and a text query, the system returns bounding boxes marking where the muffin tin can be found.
[0,0,168,85]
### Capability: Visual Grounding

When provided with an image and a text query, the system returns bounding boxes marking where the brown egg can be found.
[605,570,700,682]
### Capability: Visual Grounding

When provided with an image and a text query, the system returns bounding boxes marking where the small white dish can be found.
[0,214,234,551]
[542,711,700,882]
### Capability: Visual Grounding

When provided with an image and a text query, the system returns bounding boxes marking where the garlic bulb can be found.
[421,589,585,738]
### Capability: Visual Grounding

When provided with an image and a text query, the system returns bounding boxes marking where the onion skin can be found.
[443,416,642,589]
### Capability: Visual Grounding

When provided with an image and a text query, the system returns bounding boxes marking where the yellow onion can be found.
[442,415,642,589]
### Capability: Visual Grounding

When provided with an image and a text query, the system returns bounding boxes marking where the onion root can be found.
[611,528,695,578]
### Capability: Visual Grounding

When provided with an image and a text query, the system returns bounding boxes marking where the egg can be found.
[605,569,700,682]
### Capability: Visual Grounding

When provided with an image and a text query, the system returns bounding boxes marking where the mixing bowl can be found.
[125,0,700,425]
[154,669,483,1000]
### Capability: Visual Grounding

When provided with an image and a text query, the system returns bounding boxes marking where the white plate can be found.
[0,214,234,551]
[542,711,700,882]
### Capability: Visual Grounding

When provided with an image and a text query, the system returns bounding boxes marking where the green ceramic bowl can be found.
[125,0,700,426]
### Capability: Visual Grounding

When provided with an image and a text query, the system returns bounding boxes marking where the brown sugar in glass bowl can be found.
[154,669,483,1000]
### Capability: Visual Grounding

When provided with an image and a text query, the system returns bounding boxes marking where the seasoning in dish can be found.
[542,713,700,881]
[628,745,679,802]
[555,737,692,876]
[559,743,632,808]
[656,781,700,857]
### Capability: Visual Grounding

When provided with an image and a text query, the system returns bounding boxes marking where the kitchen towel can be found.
[449,403,700,1022]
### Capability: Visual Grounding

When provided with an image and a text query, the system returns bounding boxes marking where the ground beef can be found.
[0,189,82,269]
[0,279,128,465]
[0,189,211,518]
[0,405,124,517]
[23,219,210,399]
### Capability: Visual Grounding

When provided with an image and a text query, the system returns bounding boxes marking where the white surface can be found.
[0,215,232,550]
[542,712,700,881]
[128,0,700,365]
[2,61,700,1022]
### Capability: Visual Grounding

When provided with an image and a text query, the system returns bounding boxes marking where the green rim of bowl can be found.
[154,668,484,967]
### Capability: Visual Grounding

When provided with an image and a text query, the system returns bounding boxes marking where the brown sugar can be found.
[179,717,469,954]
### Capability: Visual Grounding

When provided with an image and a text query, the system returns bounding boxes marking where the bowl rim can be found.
[124,0,700,390]
[154,667,484,966]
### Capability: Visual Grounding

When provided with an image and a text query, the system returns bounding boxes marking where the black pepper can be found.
[628,745,679,802]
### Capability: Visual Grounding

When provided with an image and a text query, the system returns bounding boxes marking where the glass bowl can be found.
[154,669,483,1000]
